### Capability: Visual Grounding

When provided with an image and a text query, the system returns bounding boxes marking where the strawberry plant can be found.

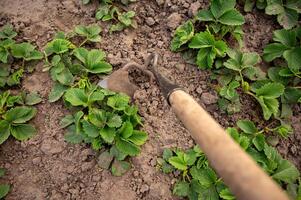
[0,24,42,145]
[158,120,300,200]
[43,25,112,102]
[82,0,137,33]
[0,90,41,145]
[196,0,245,44]
[0,168,9,199]
[44,25,147,176]
[61,82,148,176]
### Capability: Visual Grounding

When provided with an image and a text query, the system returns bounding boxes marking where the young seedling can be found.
[0,90,41,144]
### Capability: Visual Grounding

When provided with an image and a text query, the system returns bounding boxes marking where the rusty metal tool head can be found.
[98,53,181,102]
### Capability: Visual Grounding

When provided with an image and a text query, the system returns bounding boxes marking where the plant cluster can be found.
[44,25,148,176]
[170,0,301,133]
[157,120,301,200]
[0,24,43,198]
[242,0,301,29]
[82,0,137,33]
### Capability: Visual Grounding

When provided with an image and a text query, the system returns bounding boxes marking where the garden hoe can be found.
[98,53,289,200]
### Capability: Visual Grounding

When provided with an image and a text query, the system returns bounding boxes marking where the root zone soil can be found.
[0,0,300,200]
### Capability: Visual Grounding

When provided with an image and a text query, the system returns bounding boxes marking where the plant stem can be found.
[79,38,88,47]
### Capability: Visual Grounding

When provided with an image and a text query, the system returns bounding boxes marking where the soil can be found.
[0,0,300,200]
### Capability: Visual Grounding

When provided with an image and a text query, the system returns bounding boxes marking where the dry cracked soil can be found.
[0,0,300,200]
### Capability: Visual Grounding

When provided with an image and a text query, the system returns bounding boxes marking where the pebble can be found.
[189,1,202,17]
[196,87,203,94]
[166,12,182,30]
[32,157,42,165]
[175,63,185,72]
[140,184,150,193]
[40,139,64,155]
[81,160,95,172]
[133,170,139,177]
[156,0,165,6]
[201,92,218,105]
[149,158,157,167]
[145,17,156,26]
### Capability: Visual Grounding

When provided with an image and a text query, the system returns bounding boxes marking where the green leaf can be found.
[171,20,194,51]
[256,96,279,120]
[189,32,215,49]
[96,5,111,20]
[219,188,235,200]
[0,184,10,199]
[4,106,37,123]
[110,22,125,33]
[283,47,301,74]
[107,93,130,110]
[210,0,236,19]
[48,82,68,102]
[64,88,88,107]
[100,127,116,143]
[265,3,284,15]
[45,38,75,55]
[218,10,245,26]
[0,168,5,177]
[252,134,266,151]
[111,160,131,176]
[73,48,112,74]
[273,159,300,183]
[196,10,215,21]
[115,137,140,156]
[237,120,258,134]
[110,145,127,161]
[0,46,9,63]
[0,24,17,39]
[82,120,99,138]
[11,43,42,61]
[10,124,36,141]
[173,181,190,197]
[120,121,133,139]
[277,8,298,29]
[190,166,217,187]
[163,149,173,161]
[0,120,10,145]
[64,125,83,143]
[89,108,106,127]
[25,92,42,105]
[118,11,135,26]
[273,29,297,47]
[106,114,122,128]
[168,156,187,171]
[263,43,288,62]
[255,82,285,99]
[60,115,74,128]
[242,52,261,66]
[75,24,102,42]
[127,130,148,145]
[97,150,114,169]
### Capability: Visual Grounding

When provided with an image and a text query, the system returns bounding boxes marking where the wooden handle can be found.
[169,90,289,200]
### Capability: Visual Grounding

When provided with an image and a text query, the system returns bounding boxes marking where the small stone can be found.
[175,63,185,72]
[81,160,95,172]
[201,92,218,105]
[32,157,41,165]
[156,0,164,6]
[149,158,157,167]
[196,87,203,95]
[140,184,150,193]
[145,17,155,26]
[92,176,101,182]
[40,139,64,155]
[189,2,202,17]
[166,12,182,30]
[133,170,139,177]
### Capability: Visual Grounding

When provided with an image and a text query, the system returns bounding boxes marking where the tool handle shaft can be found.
[169,90,288,200]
